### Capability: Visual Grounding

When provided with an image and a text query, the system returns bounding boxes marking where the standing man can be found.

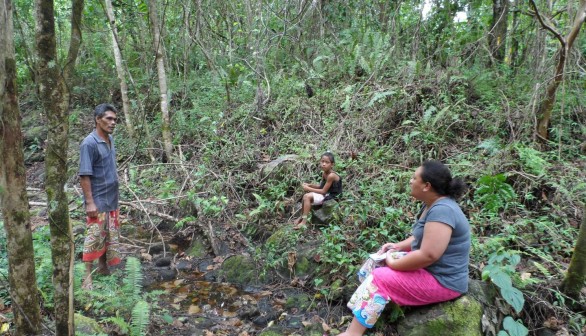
[79,103,121,290]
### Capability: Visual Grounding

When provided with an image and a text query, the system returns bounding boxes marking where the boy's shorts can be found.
[311,192,324,205]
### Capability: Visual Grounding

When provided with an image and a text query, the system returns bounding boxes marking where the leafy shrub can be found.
[475,174,517,213]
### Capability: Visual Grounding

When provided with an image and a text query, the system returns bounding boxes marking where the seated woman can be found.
[339,160,470,336]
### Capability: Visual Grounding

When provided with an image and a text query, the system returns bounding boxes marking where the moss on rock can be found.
[285,292,311,310]
[75,313,105,335]
[187,239,208,258]
[396,295,483,336]
[219,255,257,285]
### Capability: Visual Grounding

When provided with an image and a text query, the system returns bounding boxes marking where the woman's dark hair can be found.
[321,152,335,163]
[94,103,118,119]
[421,160,467,199]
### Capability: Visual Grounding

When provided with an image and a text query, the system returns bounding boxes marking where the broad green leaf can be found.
[500,287,524,313]
[490,271,512,289]
[502,316,529,336]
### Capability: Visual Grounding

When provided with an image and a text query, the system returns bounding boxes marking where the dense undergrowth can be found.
[67,62,586,333]
[2,3,586,333]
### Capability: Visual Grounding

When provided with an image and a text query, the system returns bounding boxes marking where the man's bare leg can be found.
[82,262,93,290]
[97,253,111,275]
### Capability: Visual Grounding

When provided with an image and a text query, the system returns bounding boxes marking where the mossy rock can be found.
[187,239,208,258]
[396,295,483,336]
[265,227,289,246]
[75,313,106,335]
[284,292,311,310]
[312,199,339,225]
[219,255,257,285]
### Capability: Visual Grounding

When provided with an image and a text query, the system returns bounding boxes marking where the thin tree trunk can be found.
[0,1,43,334]
[34,0,83,334]
[147,0,173,161]
[104,0,135,139]
[488,0,509,64]
[530,0,586,140]
[561,204,586,301]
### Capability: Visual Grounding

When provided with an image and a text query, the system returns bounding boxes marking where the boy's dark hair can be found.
[421,160,467,199]
[94,103,118,120]
[321,152,335,163]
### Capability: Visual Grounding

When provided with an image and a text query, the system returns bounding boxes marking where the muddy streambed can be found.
[134,234,342,336]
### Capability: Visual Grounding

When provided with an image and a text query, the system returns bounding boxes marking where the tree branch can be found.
[528,0,566,45]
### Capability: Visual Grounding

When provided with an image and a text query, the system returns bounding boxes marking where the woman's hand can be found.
[302,183,310,191]
[377,243,397,254]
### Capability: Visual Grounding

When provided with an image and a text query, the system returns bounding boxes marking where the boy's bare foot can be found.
[293,220,307,230]
[294,217,302,225]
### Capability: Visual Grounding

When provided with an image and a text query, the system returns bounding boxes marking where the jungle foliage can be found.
[1,0,585,334]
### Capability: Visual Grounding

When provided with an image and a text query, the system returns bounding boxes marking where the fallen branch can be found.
[119,200,178,222]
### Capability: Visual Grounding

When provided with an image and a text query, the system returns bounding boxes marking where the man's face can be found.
[96,111,117,134]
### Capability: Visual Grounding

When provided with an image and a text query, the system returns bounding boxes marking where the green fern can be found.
[130,300,150,336]
[103,314,130,335]
[515,144,549,176]
[123,257,143,300]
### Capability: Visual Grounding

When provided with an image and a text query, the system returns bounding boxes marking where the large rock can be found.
[259,154,299,180]
[396,295,483,336]
[395,279,496,336]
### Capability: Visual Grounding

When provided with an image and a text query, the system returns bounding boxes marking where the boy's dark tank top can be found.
[319,172,342,201]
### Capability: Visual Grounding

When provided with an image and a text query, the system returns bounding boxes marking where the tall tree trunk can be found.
[0,1,43,334]
[529,0,586,140]
[104,0,135,139]
[488,0,509,64]
[561,204,586,301]
[147,0,173,161]
[34,0,84,334]
[509,0,521,69]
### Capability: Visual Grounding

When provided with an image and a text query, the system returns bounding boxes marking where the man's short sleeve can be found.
[79,141,94,176]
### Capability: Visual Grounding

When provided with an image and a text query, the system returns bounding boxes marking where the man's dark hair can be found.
[421,160,467,199]
[321,152,335,164]
[94,103,118,120]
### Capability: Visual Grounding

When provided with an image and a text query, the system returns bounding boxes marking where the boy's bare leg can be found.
[294,194,312,228]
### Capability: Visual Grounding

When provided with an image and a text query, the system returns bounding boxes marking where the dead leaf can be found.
[322,322,331,332]
[520,272,531,281]
[301,321,311,327]
[313,254,321,262]
[188,305,201,315]
[171,319,183,328]
[174,279,185,286]
[222,311,237,318]
[171,304,181,310]
[173,294,188,303]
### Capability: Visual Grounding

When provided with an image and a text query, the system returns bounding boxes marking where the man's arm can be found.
[80,176,98,218]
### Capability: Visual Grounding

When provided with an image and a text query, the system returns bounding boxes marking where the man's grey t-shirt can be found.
[411,198,470,293]
[79,130,119,212]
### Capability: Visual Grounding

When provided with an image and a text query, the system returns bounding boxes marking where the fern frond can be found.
[123,257,143,299]
[103,315,130,334]
[130,300,150,336]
